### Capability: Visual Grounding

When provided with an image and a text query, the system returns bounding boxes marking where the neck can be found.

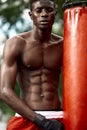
[32,26,52,42]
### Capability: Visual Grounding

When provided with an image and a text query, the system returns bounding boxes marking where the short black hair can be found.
[29,0,55,10]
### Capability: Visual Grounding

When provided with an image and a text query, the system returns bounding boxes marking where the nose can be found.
[41,9,48,17]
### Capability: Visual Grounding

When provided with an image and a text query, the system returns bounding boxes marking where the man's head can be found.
[29,0,56,30]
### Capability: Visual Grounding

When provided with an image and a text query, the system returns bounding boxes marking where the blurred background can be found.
[0,0,64,129]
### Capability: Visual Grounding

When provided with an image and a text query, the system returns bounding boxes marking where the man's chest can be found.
[21,44,62,69]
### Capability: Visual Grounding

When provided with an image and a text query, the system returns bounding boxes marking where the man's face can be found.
[29,0,56,29]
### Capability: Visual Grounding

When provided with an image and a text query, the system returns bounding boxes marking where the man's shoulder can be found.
[4,35,27,56]
[51,33,63,40]
[51,33,63,45]
[5,31,31,49]
[6,36,23,47]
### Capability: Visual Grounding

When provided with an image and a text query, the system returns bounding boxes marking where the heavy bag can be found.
[63,3,87,130]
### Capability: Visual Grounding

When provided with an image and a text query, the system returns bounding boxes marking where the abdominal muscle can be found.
[18,68,60,110]
[19,74,61,111]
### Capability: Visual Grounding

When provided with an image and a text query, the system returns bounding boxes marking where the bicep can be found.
[1,61,18,90]
[1,37,24,90]
[1,42,18,90]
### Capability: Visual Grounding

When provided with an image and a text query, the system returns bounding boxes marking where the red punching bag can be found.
[63,1,87,130]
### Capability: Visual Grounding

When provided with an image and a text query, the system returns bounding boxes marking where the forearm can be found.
[0,87,36,121]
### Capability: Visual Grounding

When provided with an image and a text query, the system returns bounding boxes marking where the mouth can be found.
[40,20,49,24]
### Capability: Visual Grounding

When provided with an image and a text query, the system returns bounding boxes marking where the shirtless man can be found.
[0,0,63,130]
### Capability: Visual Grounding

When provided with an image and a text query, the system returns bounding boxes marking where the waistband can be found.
[15,111,64,119]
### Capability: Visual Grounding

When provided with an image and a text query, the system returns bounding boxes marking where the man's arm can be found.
[0,37,36,121]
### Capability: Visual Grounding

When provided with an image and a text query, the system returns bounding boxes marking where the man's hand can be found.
[34,114,64,130]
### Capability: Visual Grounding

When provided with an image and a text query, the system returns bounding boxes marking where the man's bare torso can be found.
[15,31,63,111]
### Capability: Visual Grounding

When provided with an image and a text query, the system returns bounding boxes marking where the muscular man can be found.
[0,0,64,129]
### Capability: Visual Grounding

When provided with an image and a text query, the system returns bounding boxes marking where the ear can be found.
[28,11,33,19]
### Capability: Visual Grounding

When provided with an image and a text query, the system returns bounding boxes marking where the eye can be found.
[46,7,54,13]
[35,8,42,13]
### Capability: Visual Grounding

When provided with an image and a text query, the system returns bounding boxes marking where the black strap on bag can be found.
[62,0,87,10]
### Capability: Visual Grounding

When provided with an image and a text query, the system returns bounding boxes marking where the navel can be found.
[27,64,31,68]
[40,94,44,97]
